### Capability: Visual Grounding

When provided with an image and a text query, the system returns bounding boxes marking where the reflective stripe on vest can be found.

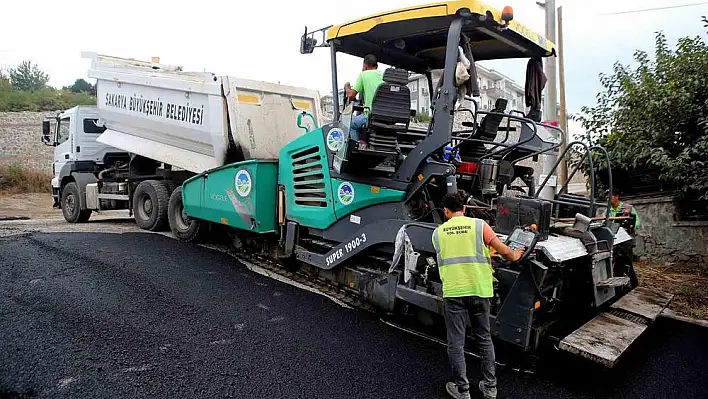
[432,217,493,298]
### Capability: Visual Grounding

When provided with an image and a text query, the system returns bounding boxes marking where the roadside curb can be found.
[660,309,708,328]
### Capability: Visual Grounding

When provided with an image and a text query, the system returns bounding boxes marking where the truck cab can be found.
[42,105,126,206]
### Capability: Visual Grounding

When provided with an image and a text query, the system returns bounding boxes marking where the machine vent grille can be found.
[292,146,327,207]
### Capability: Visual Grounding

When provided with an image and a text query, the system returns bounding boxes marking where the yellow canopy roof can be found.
[325,0,555,70]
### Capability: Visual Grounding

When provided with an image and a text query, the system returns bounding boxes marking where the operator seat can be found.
[337,68,412,172]
[458,98,508,161]
[365,68,412,152]
[555,193,597,218]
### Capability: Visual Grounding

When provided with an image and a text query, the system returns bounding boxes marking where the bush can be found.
[0,88,96,112]
[0,164,52,194]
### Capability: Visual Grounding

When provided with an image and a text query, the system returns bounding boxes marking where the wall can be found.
[0,111,56,173]
[630,195,708,267]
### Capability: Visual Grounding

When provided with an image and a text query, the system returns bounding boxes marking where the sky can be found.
[1,0,707,137]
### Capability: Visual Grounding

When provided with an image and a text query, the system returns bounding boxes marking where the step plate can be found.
[610,287,674,321]
[559,312,647,368]
[597,276,630,288]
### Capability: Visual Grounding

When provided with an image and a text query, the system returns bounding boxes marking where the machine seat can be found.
[458,98,508,162]
[339,68,411,173]
[555,193,596,218]
[363,68,411,152]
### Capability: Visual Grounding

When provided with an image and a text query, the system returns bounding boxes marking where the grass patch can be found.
[0,164,52,194]
[636,261,708,321]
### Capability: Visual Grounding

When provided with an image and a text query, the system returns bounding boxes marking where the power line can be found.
[599,1,708,16]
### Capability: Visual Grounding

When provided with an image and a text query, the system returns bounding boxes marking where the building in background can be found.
[320,89,345,117]
[407,64,527,118]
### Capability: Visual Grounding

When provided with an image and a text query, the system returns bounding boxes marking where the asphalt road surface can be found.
[1,227,707,398]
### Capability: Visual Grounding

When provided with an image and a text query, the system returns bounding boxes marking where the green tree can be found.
[64,78,94,93]
[575,18,708,201]
[9,60,50,92]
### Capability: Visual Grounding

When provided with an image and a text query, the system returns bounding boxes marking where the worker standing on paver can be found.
[432,192,523,399]
[609,191,640,287]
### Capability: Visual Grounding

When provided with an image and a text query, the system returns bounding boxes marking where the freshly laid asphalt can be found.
[1,230,707,398]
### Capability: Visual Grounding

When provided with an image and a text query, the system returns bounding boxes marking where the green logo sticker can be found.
[326,128,344,152]
[337,182,354,205]
[235,169,252,197]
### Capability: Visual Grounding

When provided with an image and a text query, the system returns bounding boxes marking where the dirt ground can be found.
[636,261,708,321]
[0,193,60,220]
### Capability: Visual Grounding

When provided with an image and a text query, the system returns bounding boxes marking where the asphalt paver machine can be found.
[170,0,673,368]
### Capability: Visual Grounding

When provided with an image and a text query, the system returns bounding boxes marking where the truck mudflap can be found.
[558,287,673,367]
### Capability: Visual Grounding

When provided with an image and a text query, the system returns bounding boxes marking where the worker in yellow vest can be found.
[433,192,523,399]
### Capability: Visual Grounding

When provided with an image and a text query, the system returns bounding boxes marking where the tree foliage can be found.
[0,61,96,112]
[575,18,708,200]
[9,61,50,92]
[63,78,95,94]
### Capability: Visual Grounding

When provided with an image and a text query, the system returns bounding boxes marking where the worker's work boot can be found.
[445,382,471,399]
[478,381,497,399]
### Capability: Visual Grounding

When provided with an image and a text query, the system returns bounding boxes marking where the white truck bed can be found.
[84,52,323,173]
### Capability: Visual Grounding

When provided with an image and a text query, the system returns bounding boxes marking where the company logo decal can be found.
[337,182,355,205]
[326,128,345,152]
[235,169,252,197]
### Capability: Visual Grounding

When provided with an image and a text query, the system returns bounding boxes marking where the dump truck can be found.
[46,0,673,370]
[42,52,322,230]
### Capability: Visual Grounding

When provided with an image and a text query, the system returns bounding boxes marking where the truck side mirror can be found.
[41,120,53,145]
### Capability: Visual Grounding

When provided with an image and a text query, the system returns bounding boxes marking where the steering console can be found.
[503,226,540,264]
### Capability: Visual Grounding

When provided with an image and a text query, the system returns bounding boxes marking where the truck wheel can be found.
[168,186,204,242]
[61,182,92,223]
[133,180,169,231]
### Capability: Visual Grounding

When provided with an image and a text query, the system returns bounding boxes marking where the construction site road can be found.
[1,218,707,399]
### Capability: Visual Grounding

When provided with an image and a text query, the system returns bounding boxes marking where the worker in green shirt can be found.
[345,54,383,148]
[608,191,639,287]
[608,192,640,233]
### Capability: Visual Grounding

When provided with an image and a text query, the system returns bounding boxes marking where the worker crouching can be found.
[433,192,523,399]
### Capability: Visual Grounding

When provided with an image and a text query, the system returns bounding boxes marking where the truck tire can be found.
[168,186,204,242]
[133,180,169,231]
[61,182,92,223]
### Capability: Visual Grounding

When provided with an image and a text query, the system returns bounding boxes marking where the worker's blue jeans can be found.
[349,114,368,142]
[444,296,497,392]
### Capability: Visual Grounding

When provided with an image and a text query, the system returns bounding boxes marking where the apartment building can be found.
[408,64,527,117]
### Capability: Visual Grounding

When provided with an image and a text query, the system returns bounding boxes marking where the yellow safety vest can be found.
[432,216,493,298]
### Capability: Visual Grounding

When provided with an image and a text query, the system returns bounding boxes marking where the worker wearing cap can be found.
[432,192,523,399]
[608,191,640,287]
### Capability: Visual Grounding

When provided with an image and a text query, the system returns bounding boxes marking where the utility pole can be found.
[536,0,559,200]
[557,6,568,193]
